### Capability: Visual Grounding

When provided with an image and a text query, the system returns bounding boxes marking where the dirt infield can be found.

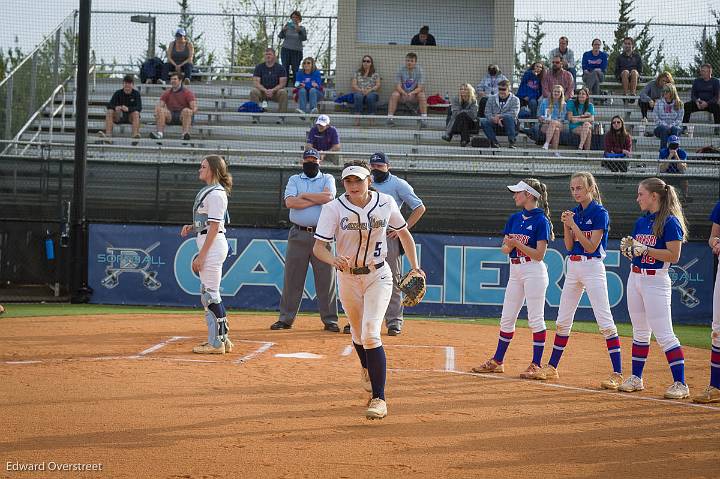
[1,313,718,478]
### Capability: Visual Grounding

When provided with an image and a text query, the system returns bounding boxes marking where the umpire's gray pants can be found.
[278,226,338,326]
[384,236,404,330]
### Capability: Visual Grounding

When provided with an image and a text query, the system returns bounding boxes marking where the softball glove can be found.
[397,269,426,307]
[620,236,648,259]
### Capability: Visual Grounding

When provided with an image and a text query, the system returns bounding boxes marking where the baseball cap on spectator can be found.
[369,152,388,165]
[303,148,320,159]
[175,28,187,37]
[667,135,680,145]
[507,180,541,198]
[341,165,371,180]
[315,114,331,127]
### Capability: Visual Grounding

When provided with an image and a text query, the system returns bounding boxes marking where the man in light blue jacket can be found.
[481,80,521,148]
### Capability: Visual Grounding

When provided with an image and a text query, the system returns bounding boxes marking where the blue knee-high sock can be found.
[353,342,367,369]
[364,346,386,400]
[710,346,720,388]
[493,330,514,363]
[532,330,547,366]
[548,334,569,368]
[208,302,227,347]
[606,335,622,374]
[631,341,650,378]
[665,346,686,384]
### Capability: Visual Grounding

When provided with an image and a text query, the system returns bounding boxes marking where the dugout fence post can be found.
[70,0,92,303]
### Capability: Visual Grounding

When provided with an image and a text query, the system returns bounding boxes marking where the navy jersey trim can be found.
[361,192,381,267]
[314,232,334,241]
[337,196,363,267]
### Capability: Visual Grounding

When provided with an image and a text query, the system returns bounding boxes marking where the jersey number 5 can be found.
[374,241,382,257]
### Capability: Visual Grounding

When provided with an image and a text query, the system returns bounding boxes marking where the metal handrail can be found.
[0,11,77,91]
[6,84,66,155]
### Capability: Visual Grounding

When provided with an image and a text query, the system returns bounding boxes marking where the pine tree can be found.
[605,0,664,76]
[514,18,546,75]
[166,0,215,71]
[690,9,720,75]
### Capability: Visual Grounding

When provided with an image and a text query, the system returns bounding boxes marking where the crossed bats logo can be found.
[668,258,700,308]
[100,242,162,291]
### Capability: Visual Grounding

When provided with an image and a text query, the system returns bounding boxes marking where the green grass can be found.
[0,304,712,349]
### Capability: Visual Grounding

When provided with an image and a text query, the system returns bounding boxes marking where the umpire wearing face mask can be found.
[271,148,340,332]
[360,152,427,336]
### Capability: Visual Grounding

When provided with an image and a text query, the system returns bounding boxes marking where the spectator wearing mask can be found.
[476,64,508,117]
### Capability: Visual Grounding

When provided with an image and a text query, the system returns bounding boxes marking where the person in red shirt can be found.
[151,72,198,141]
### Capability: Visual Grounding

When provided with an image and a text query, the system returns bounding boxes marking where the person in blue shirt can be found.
[270,149,339,332]
[536,172,623,388]
[471,178,553,380]
[294,56,324,115]
[618,177,690,400]
[538,84,568,155]
[659,135,689,202]
[693,201,720,403]
[581,39,608,96]
[517,62,544,119]
[567,88,595,151]
[367,152,426,336]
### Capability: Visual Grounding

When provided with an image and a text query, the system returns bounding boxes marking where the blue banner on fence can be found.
[88,224,716,324]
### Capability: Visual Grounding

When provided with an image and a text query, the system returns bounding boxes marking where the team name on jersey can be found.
[340,216,387,231]
[508,233,530,245]
[634,234,657,246]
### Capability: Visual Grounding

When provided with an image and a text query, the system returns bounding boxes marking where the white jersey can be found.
[195,187,228,234]
[314,191,406,267]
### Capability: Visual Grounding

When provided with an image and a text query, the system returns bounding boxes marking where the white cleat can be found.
[366,398,387,420]
[618,375,644,392]
[664,381,690,400]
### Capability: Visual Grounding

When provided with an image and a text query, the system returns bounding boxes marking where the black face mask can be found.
[302,161,319,177]
[488,68,498,76]
[371,169,389,183]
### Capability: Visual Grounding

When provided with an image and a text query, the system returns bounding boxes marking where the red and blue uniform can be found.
[631,213,684,270]
[567,200,609,258]
[503,208,551,260]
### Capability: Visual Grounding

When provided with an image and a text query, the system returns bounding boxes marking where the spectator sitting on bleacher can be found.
[639,71,674,124]
[682,64,720,131]
[476,64,508,118]
[295,56,323,115]
[150,72,197,141]
[581,39,608,96]
[653,83,684,149]
[97,74,141,143]
[659,135,690,202]
[163,28,194,85]
[615,36,642,104]
[538,84,568,155]
[306,114,340,163]
[278,11,307,84]
[549,36,577,81]
[542,56,574,99]
[250,48,288,125]
[567,88,595,151]
[441,83,478,147]
[387,52,427,128]
[411,26,436,46]
[517,62,544,119]
[481,79,520,149]
[351,55,381,124]
[602,115,632,172]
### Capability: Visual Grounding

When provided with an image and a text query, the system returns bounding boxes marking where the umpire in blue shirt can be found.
[366,152,426,335]
[271,149,340,331]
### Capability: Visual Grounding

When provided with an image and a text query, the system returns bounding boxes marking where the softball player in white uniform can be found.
[471,179,553,379]
[618,177,690,399]
[693,200,720,403]
[181,155,233,354]
[313,162,424,420]
[537,172,623,388]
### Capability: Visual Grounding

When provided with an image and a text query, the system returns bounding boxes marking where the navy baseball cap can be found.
[369,152,388,164]
[303,148,320,159]
[668,135,680,145]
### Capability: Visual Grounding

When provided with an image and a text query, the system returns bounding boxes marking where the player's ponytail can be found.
[640,177,687,242]
[205,155,233,195]
[524,178,555,241]
[571,171,602,204]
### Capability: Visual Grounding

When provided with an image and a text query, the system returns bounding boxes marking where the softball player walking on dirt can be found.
[313,161,424,420]
[471,179,553,379]
[693,200,720,403]
[181,155,233,354]
[535,172,623,388]
[618,177,690,399]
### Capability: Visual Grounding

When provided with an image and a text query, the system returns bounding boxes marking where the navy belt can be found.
[348,261,384,275]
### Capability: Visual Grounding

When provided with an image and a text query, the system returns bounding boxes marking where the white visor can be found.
[341,165,371,180]
[507,180,541,198]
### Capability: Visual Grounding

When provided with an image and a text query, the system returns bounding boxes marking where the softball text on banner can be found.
[88,224,715,324]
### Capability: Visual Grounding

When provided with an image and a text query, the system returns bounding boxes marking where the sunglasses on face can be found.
[498,88,508,92]
[612,121,622,124]
[362,59,371,63]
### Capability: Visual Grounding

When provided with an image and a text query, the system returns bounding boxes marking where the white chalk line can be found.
[389,367,720,412]
[137,336,189,356]
[235,340,275,364]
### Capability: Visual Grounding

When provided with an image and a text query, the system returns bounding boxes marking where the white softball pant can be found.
[195,233,229,291]
[338,264,393,349]
[713,266,720,348]
[556,258,617,338]
[626,270,681,351]
[500,260,549,333]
